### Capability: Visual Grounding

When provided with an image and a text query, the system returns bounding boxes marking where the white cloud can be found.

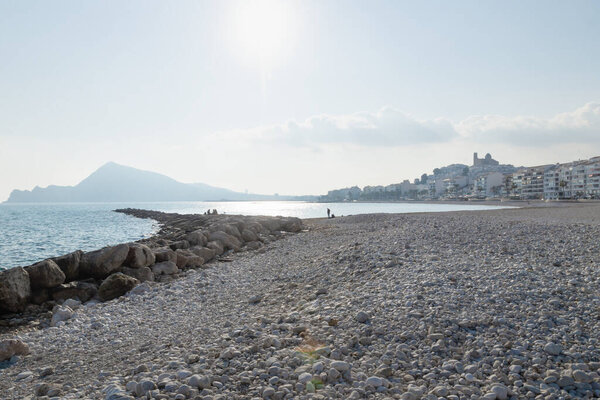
[216,102,600,149]
[216,106,458,147]
[456,102,600,145]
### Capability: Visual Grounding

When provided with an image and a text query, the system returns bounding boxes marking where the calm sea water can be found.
[0,201,511,270]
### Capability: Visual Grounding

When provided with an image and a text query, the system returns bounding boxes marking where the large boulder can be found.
[281,217,303,232]
[174,250,205,269]
[121,266,154,283]
[51,281,98,303]
[98,273,139,301]
[154,248,177,263]
[51,250,83,282]
[24,260,66,290]
[0,339,30,362]
[211,224,242,240]
[257,218,283,232]
[124,244,155,269]
[206,241,224,256]
[79,244,129,279]
[190,246,216,262]
[245,221,268,234]
[241,229,259,242]
[208,231,242,251]
[151,261,178,276]
[0,267,31,313]
[174,250,192,269]
[185,230,207,246]
[169,240,190,251]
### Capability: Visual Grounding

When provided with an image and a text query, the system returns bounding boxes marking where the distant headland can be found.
[4,162,317,203]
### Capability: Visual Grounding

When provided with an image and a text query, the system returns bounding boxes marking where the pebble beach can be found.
[1,203,600,399]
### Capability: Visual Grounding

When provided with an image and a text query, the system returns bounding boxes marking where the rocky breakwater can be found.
[0,210,302,334]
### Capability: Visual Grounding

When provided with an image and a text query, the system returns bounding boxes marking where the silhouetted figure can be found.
[213,209,218,215]
[331,213,335,218]
[327,208,331,218]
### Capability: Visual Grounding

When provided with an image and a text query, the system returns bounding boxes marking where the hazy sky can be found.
[1,0,599,201]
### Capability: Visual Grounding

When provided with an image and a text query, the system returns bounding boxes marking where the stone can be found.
[432,385,449,397]
[52,250,83,281]
[298,372,313,383]
[124,244,155,269]
[63,298,81,309]
[557,375,575,387]
[169,240,190,250]
[331,361,351,372]
[39,366,55,377]
[211,224,242,240]
[248,295,262,304]
[544,342,562,356]
[121,266,154,282]
[35,383,51,396]
[135,380,156,396]
[491,384,508,400]
[151,261,178,276]
[366,376,384,387]
[185,255,205,268]
[263,386,275,398]
[188,374,211,389]
[24,259,66,289]
[573,369,593,383]
[185,230,207,246]
[245,241,263,250]
[241,229,259,242]
[206,241,225,256]
[207,231,242,251]
[0,267,31,313]
[175,250,205,269]
[0,339,30,361]
[190,246,216,262]
[79,244,129,279]
[98,273,139,301]
[51,281,98,302]
[153,248,177,263]
[281,217,303,232]
[177,384,191,397]
[356,311,370,323]
[15,370,33,381]
[51,305,73,326]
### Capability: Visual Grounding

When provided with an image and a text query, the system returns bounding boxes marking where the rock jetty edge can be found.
[0,209,303,321]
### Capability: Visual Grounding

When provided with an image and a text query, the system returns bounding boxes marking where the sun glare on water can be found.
[229,0,297,72]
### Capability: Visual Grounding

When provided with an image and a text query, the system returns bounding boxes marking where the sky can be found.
[1,0,599,201]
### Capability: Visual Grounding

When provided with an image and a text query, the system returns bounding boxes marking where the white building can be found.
[472,172,504,197]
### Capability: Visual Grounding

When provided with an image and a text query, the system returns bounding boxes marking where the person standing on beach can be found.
[327,208,331,218]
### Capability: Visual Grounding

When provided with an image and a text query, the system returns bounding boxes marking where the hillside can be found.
[5,162,311,202]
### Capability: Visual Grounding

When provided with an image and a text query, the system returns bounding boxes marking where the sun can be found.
[229,0,297,71]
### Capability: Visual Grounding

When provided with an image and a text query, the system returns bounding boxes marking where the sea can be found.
[0,201,512,270]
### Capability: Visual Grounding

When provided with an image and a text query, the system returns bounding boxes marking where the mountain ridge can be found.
[5,162,314,203]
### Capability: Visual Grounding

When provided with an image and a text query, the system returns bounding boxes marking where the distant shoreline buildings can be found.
[319,153,600,202]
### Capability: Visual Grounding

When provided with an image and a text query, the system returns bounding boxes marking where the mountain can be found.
[5,162,314,203]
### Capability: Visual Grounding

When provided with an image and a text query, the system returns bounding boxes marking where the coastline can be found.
[2,203,600,398]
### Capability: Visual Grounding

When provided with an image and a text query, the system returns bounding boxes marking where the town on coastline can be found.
[320,153,600,202]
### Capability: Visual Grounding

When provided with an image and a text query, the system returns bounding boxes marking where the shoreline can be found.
[2,203,600,398]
